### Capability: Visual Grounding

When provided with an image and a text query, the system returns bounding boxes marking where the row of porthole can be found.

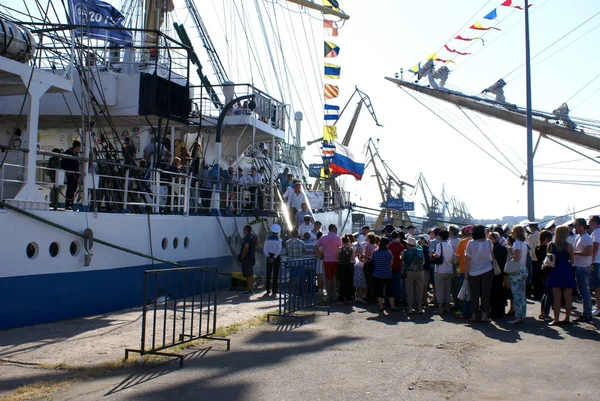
[161,237,190,250]
[26,241,80,259]
[26,237,190,259]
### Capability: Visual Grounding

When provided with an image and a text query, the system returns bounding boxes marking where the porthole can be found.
[184,237,190,249]
[161,237,168,250]
[70,241,80,256]
[173,237,179,249]
[26,242,39,259]
[49,242,60,257]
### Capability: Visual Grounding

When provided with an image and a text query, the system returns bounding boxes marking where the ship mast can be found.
[524,0,535,221]
[285,0,350,20]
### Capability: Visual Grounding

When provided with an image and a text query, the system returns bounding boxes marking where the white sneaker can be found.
[592,308,600,317]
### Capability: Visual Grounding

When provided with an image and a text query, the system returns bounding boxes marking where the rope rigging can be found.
[401,88,522,179]
[503,11,600,82]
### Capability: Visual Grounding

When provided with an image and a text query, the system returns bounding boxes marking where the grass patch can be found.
[173,310,276,351]
[0,378,80,401]
[1,310,277,401]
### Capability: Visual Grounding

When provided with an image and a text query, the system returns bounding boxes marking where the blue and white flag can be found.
[324,104,340,121]
[68,0,133,46]
[321,142,336,159]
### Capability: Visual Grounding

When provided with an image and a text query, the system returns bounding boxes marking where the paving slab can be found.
[11,300,600,401]
[0,289,279,397]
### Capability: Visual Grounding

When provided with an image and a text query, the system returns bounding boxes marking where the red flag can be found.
[324,84,339,99]
[501,0,532,9]
[470,22,501,31]
[435,58,456,65]
[444,45,471,56]
[323,20,338,37]
[455,35,485,45]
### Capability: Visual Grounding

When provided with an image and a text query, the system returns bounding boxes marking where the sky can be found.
[197,0,600,221]
[4,0,600,221]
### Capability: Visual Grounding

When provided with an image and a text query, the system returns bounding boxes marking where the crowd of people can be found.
[237,215,600,327]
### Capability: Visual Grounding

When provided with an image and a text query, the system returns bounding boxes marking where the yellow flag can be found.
[323,0,341,11]
[323,125,338,141]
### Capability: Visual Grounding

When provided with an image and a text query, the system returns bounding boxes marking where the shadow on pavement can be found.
[104,347,212,396]
[0,317,360,401]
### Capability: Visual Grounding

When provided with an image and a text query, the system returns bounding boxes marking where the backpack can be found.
[409,252,424,271]
[338,245,353,264]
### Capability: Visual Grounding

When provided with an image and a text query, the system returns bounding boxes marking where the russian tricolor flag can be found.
[329,142,365,180]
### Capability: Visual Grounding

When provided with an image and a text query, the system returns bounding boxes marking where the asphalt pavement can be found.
[45,300,599,401]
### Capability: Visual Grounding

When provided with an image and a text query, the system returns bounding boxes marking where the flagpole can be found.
[285,0,350,20]
[524,0,534,221]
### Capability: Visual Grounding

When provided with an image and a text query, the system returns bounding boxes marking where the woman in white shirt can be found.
[507,225,529,324]
[432,229,454,314]
[465,225,494,322]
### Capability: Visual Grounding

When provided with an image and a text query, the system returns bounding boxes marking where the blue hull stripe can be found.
[0,256,232,330]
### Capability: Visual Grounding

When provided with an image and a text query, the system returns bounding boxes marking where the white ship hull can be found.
[0,208,348,330]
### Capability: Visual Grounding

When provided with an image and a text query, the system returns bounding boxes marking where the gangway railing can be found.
[124,266,230,367]
[267,258,329,325]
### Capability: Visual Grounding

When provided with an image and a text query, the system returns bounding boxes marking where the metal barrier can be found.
[125,266,230,367]
[267,258,329,324]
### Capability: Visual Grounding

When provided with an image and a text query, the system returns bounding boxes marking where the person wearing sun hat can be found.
[263,224,282,296]
[402,236,425,314]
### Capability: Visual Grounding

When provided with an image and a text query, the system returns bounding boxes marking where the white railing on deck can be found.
[0,152,348,216]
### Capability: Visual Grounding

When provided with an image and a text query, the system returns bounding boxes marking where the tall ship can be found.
[0,0,353,330]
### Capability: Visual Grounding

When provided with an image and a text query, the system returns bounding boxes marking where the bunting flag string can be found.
[324,63,341,79]
[501,0,532,10]
[323,125,338,141]
[321,142,336,159]
[324,41,340,58]
[324,84,339,99]
[324,104,340,120]
[444,45,471,56]
[454,35,485,44]
[323,0,341,12]
[483,9,498,20]
[407,1,535,76]
[323,20,338,36]
[409,63,421,74]
[470,22,501,31]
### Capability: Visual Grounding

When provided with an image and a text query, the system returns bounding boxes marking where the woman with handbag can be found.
[489,232,508,318]
[363,233,377,303]
[431,229,454,314]
[506,225,529,324]
[536,230,554,320]
[545,225,576,326]
[465,225,494,322]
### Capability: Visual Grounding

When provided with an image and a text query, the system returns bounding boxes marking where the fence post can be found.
[123,169,130,212]
[140,271,148,353]
[184,176,190,216]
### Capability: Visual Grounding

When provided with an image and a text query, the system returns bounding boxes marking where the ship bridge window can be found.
[26,242,39,259]
[173,237,179,249]
[49,242,60,257]
[161,237,168,250]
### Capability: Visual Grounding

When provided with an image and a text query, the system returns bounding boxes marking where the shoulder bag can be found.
[504,242,521,274]
[542,243,555,271]
[430,242,444,265]
[490,242,501,276]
